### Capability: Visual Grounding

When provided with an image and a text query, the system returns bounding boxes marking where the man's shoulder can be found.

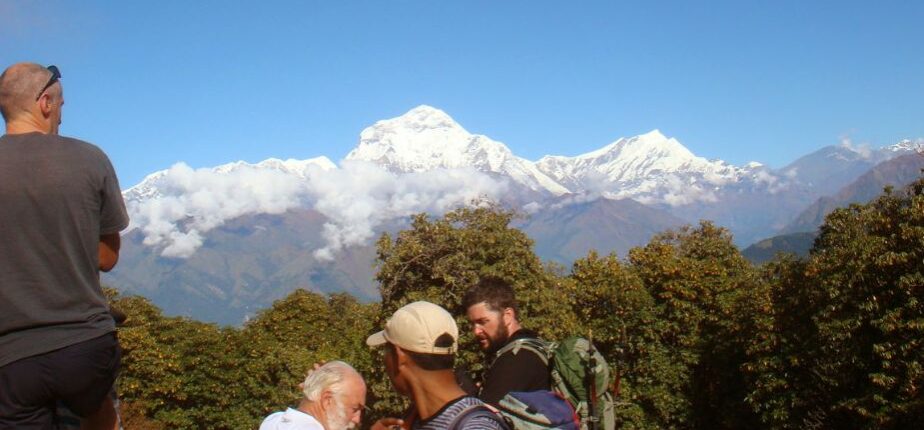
[259,411,285,429]
[4,133,107,159]
[496,331,548,361]
[57,135,107,157]
[420,397,507,430]
[259,408,324,430]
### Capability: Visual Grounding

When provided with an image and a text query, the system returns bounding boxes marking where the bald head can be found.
[0,62,62,125]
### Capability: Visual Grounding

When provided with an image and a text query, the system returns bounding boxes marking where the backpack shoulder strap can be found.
[493,337,550,367]
[448,403,510,430]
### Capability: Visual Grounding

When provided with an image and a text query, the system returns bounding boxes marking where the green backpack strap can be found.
[492,337,552,368]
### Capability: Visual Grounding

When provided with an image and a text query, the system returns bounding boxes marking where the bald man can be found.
[0,63,129,429]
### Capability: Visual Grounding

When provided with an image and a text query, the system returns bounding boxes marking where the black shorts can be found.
[0,332,120,430]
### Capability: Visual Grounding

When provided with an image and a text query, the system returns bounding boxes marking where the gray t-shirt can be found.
[0,132,129,367]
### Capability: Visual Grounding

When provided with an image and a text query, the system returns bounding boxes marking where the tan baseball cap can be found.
[366,301,458,355]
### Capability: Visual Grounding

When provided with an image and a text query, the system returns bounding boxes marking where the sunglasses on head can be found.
[35,65,61,101]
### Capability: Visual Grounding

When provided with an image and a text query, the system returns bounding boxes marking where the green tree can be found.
[373,203,580,415]
[112,293,254,429]
[742,254,814,428]
[748,178,924,428]
[113,288,381,429]
[626,221,763,429]
[567,250,663,429]
[239,290,380,426]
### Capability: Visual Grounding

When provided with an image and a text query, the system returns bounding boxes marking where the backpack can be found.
[497,390,580,430]
[494,337,615,430]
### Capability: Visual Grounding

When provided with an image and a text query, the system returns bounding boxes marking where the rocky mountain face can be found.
[105,210,387,325]
[110,105,923,324]
[516,197,687,264]
[742,232,818,265]
[782,152,924,234]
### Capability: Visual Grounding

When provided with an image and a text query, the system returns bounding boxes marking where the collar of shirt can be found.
[279,408,325,429]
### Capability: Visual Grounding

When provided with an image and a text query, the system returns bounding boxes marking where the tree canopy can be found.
[111,177,924,429]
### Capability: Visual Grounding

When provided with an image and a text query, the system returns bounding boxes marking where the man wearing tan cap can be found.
[367,301,509,430]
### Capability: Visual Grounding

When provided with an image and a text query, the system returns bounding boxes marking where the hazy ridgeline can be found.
[110,178,924,430]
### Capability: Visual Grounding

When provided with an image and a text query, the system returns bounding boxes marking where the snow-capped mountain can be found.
[886,138,924,154]
[779,139,924,198]
[345,105,569,195]
[120,105,923,251]
[123,156,336,203]
[110,104,924,324]
[536,130,768,206]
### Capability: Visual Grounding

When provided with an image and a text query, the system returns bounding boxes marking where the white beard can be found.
[324,398,356,430]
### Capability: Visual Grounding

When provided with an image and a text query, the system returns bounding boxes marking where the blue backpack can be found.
[496,390,580,430]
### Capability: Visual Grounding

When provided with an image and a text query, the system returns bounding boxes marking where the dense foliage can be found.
[112,179,924,429]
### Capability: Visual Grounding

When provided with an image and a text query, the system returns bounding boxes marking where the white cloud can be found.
[126,161,506,260]
[306,161,506,260]
[839,137,873,159]
[750,169,791,194]
[522,202,543,214]
[549,192,605,210]
[656,174,717,206]
[128,162,306,258]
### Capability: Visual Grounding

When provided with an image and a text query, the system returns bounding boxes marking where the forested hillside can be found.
[112,177,924,429]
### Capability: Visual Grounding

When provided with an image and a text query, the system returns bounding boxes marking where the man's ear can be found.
[503,307,517,325]
[38,95,54,117]
[320,388,335,409]
[394,346,411,369]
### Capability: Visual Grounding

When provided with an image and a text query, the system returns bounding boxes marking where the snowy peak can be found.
[381,104,466,133]
[830,138,923,162]
[885,138,924,154]
[578,129,696,166]
[536,129,749,201]
[345,105,569,195]
[123,156,336,202]
[347,105,508,171]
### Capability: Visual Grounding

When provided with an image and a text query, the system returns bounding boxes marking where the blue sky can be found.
[2,1,922,187]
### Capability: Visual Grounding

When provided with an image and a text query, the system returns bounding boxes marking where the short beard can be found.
[325,397,356,430]
[485,322,510,355]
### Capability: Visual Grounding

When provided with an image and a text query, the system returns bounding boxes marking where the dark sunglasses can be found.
[35,65,61,101]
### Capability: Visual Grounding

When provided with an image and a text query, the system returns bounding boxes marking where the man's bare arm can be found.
[98,233,121,272]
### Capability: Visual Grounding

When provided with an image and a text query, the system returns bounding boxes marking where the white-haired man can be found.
[261,361,367,430]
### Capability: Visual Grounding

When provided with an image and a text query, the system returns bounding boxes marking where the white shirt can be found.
[260,408,325,430]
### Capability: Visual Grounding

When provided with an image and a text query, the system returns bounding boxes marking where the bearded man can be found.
[462,277,551,405]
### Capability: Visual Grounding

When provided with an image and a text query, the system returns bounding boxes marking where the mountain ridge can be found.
[108,105,924,324]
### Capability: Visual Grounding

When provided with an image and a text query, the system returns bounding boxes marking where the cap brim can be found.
[366,330,388,348]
